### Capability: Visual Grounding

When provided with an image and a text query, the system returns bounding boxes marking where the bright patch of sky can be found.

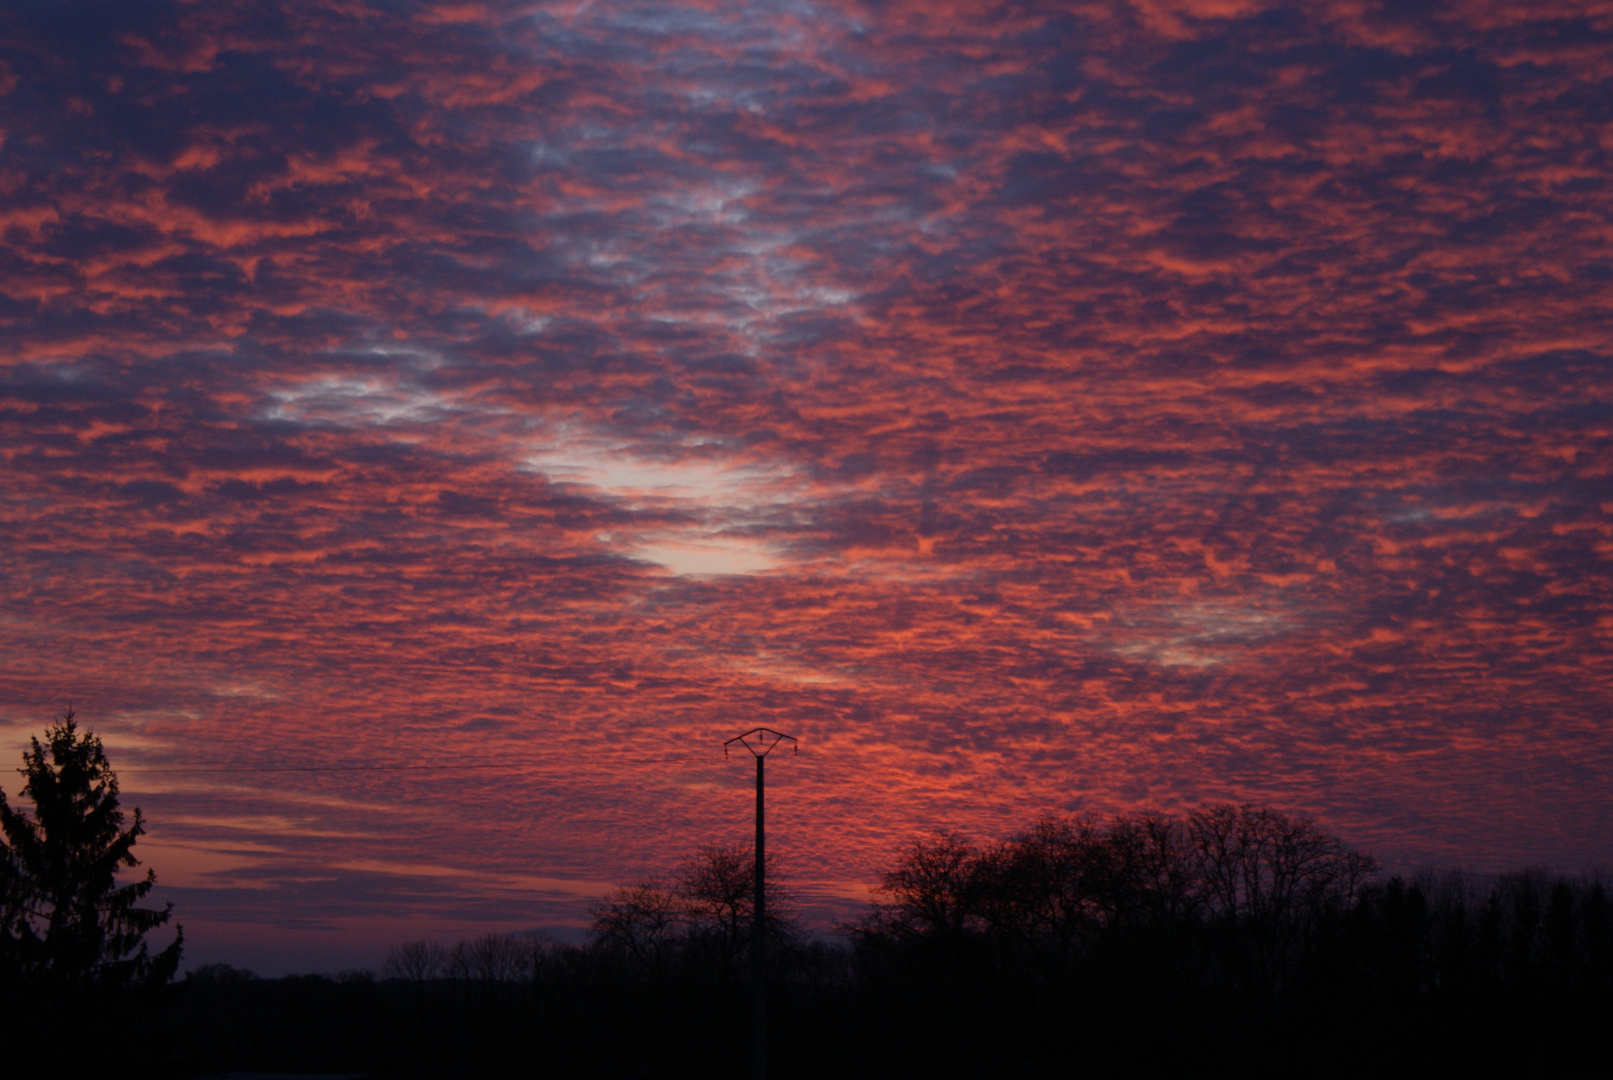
[633,534,779,575]
[263,373,451,427]
[1106,600,1291,668]
[524,428,798,505]
[263,374,811,575]
[527,425,809,574]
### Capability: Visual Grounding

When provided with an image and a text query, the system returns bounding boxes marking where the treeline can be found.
[166,805,1613,1079]
[844,807,1611,1078]
[171,844,846,1079]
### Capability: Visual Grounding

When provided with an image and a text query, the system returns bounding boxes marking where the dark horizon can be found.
[134,807,1613,1079]
[2,713,1609,1078]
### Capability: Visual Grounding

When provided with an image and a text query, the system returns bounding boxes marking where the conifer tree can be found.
[0,709,181,990]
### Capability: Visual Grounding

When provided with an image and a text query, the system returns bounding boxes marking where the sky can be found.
[2,0,1611,975]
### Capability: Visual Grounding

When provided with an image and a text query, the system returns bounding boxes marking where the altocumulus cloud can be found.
[1,0,1611,970]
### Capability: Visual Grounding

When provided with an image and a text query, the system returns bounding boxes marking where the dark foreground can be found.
[109,870,1613,1078]
[6,807,1611,1078]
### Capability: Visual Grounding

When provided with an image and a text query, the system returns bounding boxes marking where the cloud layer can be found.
[2,0,1611,971]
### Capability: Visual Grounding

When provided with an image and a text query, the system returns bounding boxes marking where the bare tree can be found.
[971,813,1204,978]
[590,844,801,985]
[858,831,981,944]
[974,817,1107,979]
[590,880,684,980]
[680,843,797,972]
[680,844,752,944]
[449,933,532,984]
[1107,811,1204,926]
[383,939,446,982]
[1188,803,1375,988]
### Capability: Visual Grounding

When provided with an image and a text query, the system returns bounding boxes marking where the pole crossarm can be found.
[724,727,797,759]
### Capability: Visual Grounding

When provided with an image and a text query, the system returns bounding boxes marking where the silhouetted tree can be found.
[590,843,799,985]
[1106,811,1204,926]
[169,816,1610,1080]
[383,939,447,983]
[0,709,182,990]
[856,831,981,945]
[974,817,1110,980]
[0,820,26,987]
[1187,803,1374,991]
[856,817,1207,976]
[681,842,799,979]
[590,878,685,980]
[450,932,532,983]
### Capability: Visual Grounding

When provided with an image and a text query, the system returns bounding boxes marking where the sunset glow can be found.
[2,0,1611,973]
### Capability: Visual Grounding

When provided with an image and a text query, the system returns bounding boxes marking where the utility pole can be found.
[724,727,796,1080]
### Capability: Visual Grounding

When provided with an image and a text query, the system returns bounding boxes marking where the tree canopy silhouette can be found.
[0,708,181,991]
[591,842,801,984]
[156,804,1611,1080]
